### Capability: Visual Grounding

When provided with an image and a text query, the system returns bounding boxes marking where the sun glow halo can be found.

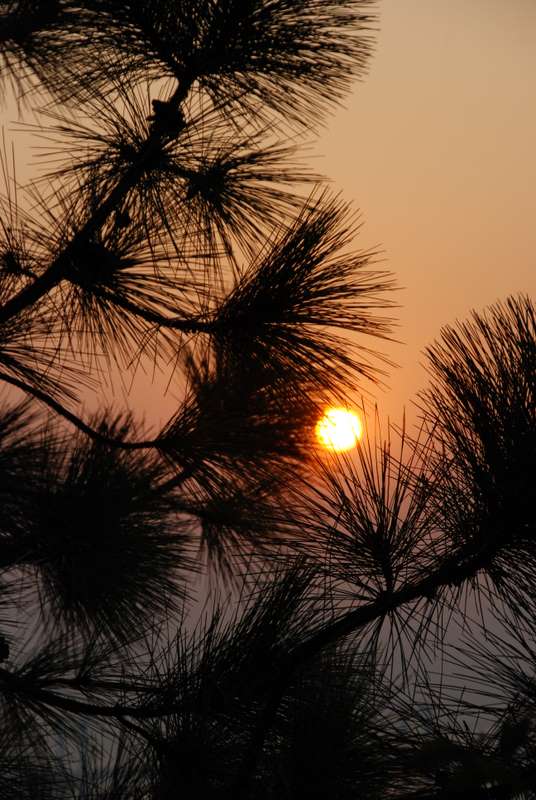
[315,407,363,452]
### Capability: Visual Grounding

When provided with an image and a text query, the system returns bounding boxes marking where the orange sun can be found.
[315,407,363,452]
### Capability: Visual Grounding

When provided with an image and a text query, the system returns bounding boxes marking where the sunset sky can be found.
[5,1,534,439]
[315,0,536,428]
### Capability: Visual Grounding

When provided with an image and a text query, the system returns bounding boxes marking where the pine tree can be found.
[0,2,535,798]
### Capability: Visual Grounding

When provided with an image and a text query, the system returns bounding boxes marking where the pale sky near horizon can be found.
[315,0,536,429]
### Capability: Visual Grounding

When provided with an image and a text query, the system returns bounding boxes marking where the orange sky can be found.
[315,0,536,428]
[3,2,535,438]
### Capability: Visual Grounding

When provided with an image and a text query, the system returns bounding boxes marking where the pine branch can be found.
[0,370,159,449]
[2,4,534,798]
[0,81,192,326]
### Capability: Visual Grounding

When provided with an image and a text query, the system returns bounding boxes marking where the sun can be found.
[315,407,363,452]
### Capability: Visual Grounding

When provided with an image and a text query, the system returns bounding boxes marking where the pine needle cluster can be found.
[0,2,534,798]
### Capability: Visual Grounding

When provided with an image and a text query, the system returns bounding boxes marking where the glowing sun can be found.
[315,407,363,452]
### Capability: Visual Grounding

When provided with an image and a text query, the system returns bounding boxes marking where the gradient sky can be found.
[4,1,535,437]
[314,0,536,428]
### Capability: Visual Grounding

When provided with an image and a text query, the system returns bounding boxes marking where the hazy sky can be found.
[315,0,536,427]
[4,2,534,437]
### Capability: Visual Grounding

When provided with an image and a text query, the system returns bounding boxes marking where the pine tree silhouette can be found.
[0,2,535,798]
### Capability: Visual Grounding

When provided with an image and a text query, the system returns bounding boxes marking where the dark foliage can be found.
[0,2,534,799]
[420,296,536,609]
